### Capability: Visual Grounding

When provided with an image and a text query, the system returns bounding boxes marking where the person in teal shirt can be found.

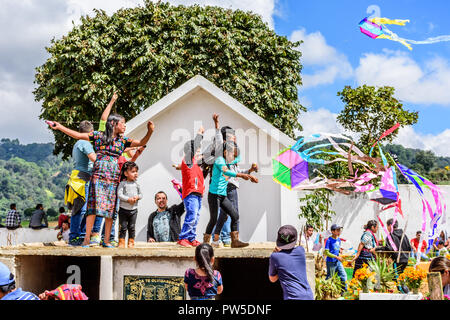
[204,141,257,248]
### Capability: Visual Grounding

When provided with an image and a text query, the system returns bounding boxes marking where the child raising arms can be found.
[184,243,223,300]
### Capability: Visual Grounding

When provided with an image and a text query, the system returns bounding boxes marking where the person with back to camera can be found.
[173,126,205,248]
[29,204,48,229]
[184,243,223,300]
[0,262,39,300]
[428,256,450,297]
[268,225,314,300]
[5,203,22,230]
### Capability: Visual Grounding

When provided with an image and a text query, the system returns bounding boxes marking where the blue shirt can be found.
[72,140,94,174]
[209,157,237,196]
[325,237,341,263]
[1,288,39,300]
[268,246,314,300]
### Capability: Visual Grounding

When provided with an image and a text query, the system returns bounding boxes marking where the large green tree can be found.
[337,85,418,153]
[34,1,304,158]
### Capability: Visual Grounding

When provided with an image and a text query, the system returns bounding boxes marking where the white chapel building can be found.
[124,75,301,242]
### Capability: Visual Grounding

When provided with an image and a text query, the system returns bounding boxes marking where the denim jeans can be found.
[179,193,202,242]
[326,260,347,290]
[411,251,430,261]
[69,181,89,242]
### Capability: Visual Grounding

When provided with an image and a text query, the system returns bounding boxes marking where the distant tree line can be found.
[384,144,450,184]
[0,139,71,223]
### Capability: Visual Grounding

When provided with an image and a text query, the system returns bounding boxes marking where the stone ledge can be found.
[0,242,316,259]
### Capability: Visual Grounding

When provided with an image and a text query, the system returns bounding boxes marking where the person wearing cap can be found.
[324,224,347,292]
[0,262,39,300]
[268,225,314,300]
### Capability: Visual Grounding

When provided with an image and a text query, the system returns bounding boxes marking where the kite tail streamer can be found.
[377,213,398,252]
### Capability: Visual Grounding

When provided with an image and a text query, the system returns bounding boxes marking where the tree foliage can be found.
[0,139,71,221]
[298,189,335,231]
[385,144,450,184]
[34,1,304,158]
[337,85,418,152]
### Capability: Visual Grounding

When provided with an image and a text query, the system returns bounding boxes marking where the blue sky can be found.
[1,0,449,155]
[276,0,450,129]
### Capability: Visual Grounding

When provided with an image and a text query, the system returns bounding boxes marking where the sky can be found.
[1,0,450,156]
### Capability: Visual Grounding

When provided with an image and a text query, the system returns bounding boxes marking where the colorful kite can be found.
[272,147,309,190]
[272,133,383,194]
[394,162,447,260]
[359,17,450,50]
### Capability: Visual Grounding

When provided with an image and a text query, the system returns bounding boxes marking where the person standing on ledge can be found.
[50,104,155,248]
[268,225,314,300]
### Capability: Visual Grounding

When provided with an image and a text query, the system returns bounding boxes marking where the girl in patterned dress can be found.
[50,116,154,248]
[184,243,223,300]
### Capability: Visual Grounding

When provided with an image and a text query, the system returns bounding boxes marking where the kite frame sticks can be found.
[272,132,385,194]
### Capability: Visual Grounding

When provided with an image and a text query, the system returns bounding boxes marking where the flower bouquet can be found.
[397,266,427,294]
[354,264,376,293]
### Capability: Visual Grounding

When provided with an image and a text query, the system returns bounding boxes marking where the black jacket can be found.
[377,228,412,264]
[147,202,185,242]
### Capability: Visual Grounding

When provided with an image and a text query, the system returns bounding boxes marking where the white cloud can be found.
[296,108,345,137]
[0,0,275,144]
[67,0,275,28]
[297,108,450,158]
[290,28,353,88]
[394,126,450,157]
[355,50,450,105]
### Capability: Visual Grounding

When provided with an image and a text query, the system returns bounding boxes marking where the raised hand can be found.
[198,125,205,135]
[147,121,155,132]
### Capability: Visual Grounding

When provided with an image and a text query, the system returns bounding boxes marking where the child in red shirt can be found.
[175,126,205,247]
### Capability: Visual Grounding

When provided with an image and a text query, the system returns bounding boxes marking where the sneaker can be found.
[211,240,223,248]
[190,240,201,247]
[102,242,115,248]
[177,239,192,248]
[110,240,118,247]
[223,242,231,248]
[90,235,101,247]
[69,237,83,247]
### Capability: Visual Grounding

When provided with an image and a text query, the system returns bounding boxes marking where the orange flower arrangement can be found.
[397,266,427,291]
[353,264,376,292]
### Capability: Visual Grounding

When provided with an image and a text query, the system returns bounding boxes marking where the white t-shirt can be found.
[62,229,70,242]
[299,234,322,252]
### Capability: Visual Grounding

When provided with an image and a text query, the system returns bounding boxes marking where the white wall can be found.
[297,185,450,250]
[127,88,288,242]
[0,228,59,246]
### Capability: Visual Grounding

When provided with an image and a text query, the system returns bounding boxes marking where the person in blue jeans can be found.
[210,124,257,246]
[324,224,347,293]
[68,120,96,246]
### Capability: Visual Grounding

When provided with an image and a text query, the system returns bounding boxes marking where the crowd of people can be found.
[0,92,449,301]
[10,93,257,249]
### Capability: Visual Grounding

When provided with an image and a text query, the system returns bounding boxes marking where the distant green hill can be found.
[384,144,450,184]
[0,138,72,222]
